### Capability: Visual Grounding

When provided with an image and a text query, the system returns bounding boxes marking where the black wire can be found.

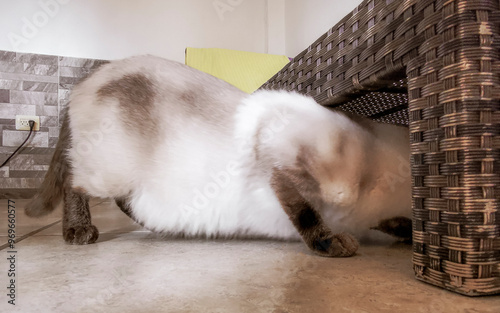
[0,120,35,168]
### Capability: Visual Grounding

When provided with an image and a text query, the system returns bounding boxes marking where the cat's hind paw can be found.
[63,225,99,245]
[371,216,412,242]
[311,232,359,257]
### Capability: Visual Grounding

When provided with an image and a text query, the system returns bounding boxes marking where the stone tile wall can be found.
[0,50,108,198]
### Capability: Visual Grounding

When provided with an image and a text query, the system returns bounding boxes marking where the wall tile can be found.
[59,57,108,68]
[10,90,46,105]
[60,66,90,78]
[0,79,22,90]
[0,49,109,199]
[2,125,15,132]
[48,137,58,148]
[0,89,9,102]
[59,89,71,100]
[35,105,44,116]
[0,146,52,155]
[0,119,14,126]
[38,126,50,133]
[0,178,44,189]
[0,167,8,178]
[59,76,83,86]
[24,63,58,76]
[1,189,37,198]
[4,157,49,173]
[6,154,34,170]
[0,51,16,62]
[23,81,58,93]
[44,93,58,105]
[33,153,52,165]
[0,103,37,116]
[41,116,58,127]
[20,147,54,154]
[49,127,59,137]
[16,52,58,65]
[0,72,58,83]
[0,147,16,154]
[32,165,49,171]
[3,130,49,148]
[8,170,46,178]
[0,61,25,73]
[43,105,58,116]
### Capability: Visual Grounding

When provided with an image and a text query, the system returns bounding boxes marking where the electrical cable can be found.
[0,120,36,168]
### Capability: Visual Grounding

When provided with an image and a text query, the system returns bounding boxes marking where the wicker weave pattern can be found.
[263,0,500,296]
[409,0,500,295]
[261,0,420,125]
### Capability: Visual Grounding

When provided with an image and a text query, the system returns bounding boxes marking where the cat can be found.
[25,55,412,257]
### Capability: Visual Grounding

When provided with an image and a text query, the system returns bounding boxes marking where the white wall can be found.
[0,0,365,62]
[266,0,285,55]
[284,0,364,57]
[0,0,268,63]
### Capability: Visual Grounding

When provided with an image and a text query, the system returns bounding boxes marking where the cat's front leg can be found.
[271,169,359,257]
[62,188,99,244]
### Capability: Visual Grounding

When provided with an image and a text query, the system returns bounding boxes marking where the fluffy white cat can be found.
[26,55,411,257]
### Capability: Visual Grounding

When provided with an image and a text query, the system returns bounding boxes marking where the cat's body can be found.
[26,55,411,256]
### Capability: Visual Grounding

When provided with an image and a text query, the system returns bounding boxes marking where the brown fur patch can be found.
[175,85,237,129]
[292,148,327,199]
[297,207,321,229]
[179,91,197,104]
[97,73,157,136]
[72,186,88,195]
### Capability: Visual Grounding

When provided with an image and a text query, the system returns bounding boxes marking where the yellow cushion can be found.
[185,48,290,94]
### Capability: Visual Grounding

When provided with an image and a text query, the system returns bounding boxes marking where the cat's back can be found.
[67,55,246,198]
[70,55,245,123]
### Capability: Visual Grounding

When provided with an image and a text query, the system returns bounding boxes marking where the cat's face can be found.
[292,131,368,211]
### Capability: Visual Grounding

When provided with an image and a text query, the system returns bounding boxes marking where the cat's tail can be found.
[25,111,71,217]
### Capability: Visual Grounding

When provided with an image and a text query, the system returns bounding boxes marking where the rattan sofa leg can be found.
[408,0,500,296]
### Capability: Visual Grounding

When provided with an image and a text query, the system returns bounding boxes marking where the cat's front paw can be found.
[311,232,359,257]
[63,225,99,245]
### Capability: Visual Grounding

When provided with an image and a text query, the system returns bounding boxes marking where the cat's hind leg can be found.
[115,196,134,219]
[62,188,99,245]
[114,196,146,228]
[271,168,359,257]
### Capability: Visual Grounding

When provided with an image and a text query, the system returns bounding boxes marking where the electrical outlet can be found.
[15,115,40,131]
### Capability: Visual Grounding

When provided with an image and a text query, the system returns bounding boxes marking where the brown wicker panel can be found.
[409,0,500,296]
[261,0,423,124]
[262,0,500,296]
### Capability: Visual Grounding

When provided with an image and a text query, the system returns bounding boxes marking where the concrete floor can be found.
[1,199,499,313]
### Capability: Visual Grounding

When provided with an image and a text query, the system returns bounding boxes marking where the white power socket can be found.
[15,115,40,131]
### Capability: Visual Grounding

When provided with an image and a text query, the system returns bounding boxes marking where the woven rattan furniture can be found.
[262,0,500,296]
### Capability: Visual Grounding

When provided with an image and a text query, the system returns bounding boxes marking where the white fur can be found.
[68,56,411,241]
